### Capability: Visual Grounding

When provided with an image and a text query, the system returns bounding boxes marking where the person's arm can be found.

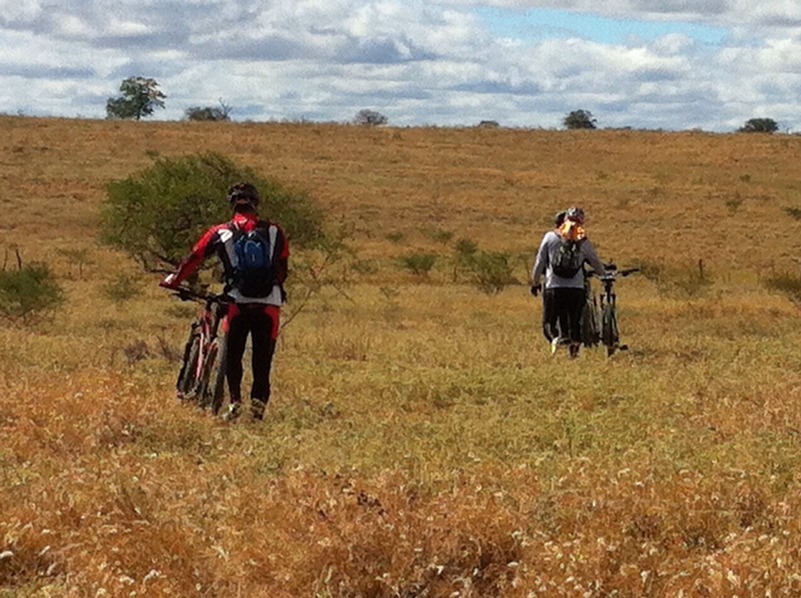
[529,232,552,296]
[160,224,223,288]
[274,226,289,285]
[582,239,606,276]
[531,232,552,284]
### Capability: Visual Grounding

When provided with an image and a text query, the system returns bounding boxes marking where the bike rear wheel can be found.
[206,338,228,416]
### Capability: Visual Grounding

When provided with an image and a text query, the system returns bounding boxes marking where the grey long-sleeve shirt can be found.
[531,230,606,289]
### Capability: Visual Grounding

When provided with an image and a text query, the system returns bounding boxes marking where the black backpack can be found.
[551,237,584,278]
[230,222,276,297]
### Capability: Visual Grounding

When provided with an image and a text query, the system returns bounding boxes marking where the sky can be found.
[1,0,801,131]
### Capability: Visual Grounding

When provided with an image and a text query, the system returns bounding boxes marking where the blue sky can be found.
[475,7,727,46]
[0,0,799,131]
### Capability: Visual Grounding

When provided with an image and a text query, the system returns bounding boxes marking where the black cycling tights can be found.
[542,287,585,344]
[225,305,277,408]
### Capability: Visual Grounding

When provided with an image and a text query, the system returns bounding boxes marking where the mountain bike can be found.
[172,287,229,415]
[585,265,639,357]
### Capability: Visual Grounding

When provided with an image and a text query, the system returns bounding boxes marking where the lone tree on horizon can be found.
[354,109,388,126]
[739,117,779,134]
[185,99,233,122]
[563,109,597,130]
[106,77,166,121]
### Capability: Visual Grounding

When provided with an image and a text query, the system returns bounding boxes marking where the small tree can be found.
[739,118,779,134]
[185,100,232,122]
[354,109,388,126]
[563,109,597,130]
[106,76,166,121]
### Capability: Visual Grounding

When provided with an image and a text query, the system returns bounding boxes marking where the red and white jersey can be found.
[171,211,289,306]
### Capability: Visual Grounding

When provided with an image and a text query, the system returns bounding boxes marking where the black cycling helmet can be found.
[227,182,260,208]
[554,210,567,227]
[565,206,585,224]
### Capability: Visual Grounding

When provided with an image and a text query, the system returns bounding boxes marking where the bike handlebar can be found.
[587,267,640,281]
[171,286,230,304]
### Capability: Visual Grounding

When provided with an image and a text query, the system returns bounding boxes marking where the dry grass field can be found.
[3,115,801,596]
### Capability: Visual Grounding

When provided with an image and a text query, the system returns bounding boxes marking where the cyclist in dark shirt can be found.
[531,207,605,358]
[161,182,289,421]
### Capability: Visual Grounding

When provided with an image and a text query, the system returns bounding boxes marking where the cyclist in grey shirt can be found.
[530,207,606,357]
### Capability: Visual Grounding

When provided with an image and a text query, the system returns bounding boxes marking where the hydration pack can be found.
[231,223,276,298]
[551,237,584,278]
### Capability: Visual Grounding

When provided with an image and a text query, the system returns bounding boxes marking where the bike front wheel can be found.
[581,299,601,347]
[177,333,201,400]
[601,304,619,357]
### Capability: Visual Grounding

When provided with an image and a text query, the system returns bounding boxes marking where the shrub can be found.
[763,272,801,305]
[451,239,517,293]
[354,109,388,126]
[401,253,437,276]
[103,274,143,303]
[738,118,778,134]
[783,207,801,220]
[0,261,64,321]
[427,229,454,244]
[563,109,597,130]
[469,250,518,294]
[101,152,325,272]
[637,259,712,299]
[185,101,232,122]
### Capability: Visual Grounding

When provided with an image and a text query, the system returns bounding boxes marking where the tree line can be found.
[105,76,783,134]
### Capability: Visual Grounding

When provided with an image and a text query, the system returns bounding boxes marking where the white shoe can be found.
[550,336,563,356]
[222,402,241,422]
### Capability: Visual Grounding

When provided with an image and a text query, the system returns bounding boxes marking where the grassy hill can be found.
[3,116,801,596]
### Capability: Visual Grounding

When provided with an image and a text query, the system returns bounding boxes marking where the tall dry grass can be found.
[3,116,801,595]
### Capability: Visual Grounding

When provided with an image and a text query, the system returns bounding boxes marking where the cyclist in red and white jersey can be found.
[161,182,289,421]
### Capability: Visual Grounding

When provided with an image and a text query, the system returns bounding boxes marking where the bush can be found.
[401,253,437,276]
[563,109,597,130]
[469,251,518,294]
[354,109,388,126]
[103,274,143,303]
[451,239,517,294]
[0,262,64,321]
[637,259,711,299]
[184,107,229,122]
[763,272,801,305]
[739,118,779,134]
[101,152,325,271]
[185,102,231,122]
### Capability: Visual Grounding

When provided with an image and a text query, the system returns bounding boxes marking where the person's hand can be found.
[160,273,179,289]
[530,283,542,297]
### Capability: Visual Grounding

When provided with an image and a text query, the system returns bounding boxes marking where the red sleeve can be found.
[275,226,289,284]
[172,224,226,285]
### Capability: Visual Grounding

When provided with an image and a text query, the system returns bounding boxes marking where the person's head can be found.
[565,206,586,225]
[227,182,260,213]
[554,210,567,228]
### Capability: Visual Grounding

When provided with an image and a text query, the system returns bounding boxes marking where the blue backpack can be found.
[231,223,276,297]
